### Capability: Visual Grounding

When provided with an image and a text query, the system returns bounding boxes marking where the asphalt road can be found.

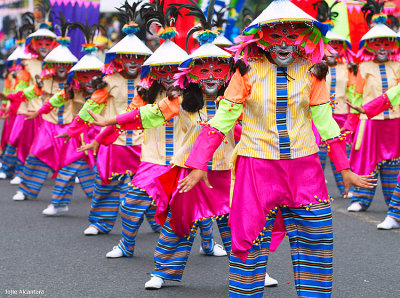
[0,112,399,296]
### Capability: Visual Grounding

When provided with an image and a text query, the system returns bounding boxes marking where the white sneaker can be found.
[42,204,69,216]
[0,172,7,179]
[346,192,354,199]
[377,216,400,230]
[264,272,278,287]
[106,246,124,258]
[10,176,22,185]
[200,243,227,257]
[12,190,26,201]
[145,275,164,290]
[75,177,80,184]
[84,226,99,235]
[347,202,363,212]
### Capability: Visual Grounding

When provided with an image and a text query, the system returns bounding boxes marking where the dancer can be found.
[346,1,400,213]
[88,0,237,289]
[177,1,375,297]
[59,1,158,235]
[314,0,356,197]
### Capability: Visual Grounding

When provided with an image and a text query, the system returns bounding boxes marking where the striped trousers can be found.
[87,171,130,233]
[387,183,400,221]
[0,144,23,178]
[152,212,231,281]
[118,187,162,257]
[229,203,333,298]
[19,154,52,198]
[351,159,400,209]
[51,159,95,207]
[319,144,352,196]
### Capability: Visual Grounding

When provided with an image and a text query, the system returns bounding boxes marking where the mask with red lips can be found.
[260,23,303,67]
[366,37,396,63]
[76,70,103,94]
[151,65,179,89]
[190,59,230,96]
[54,63,73,80]
[117,54,146,78]
[33,37,56,59]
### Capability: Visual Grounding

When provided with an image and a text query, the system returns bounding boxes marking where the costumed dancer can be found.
[12,14,98,213]
[1,1,57,183]
[83,0,228,260]
[0,19,35,181]
[60,1,159,236]
[88,0,236,289]
[10,14,96,204]
[314,0,356,198]
[345,0,400,213]
[177,1,376,297]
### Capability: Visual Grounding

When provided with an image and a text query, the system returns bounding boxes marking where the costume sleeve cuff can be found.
[66,116,90,138]
[185,126,224,171]
[234,122,242,143]
[363,93,392,119]
[7,91,25,103]
[324,137,350,172]
[158,97,180,121]
[95,125,120,145]
[37,102,54,115]
[343,113,360,132]
[116,109,143,130]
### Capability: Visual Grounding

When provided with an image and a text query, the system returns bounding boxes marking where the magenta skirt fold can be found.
[96,143,141,185]
[155,166,231,237]
[350,118,400,175]
[230,154,329,261]
[131,161,169,201]
[8,115,42,163]
[1,115,16,150]
[29,120,94,172]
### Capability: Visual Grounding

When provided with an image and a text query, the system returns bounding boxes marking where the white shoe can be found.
[264,272,278,287]
[200,243,227,257]
[0,172,7,179]
[12,191,26,201]
[75,177,80,184]
[377,216,400,230]
[106,246,124,258]
[10,176,22,185]
[344,191,354,199]
[84,226,99,235]
[42,204,68,216]
[145,275,164,290]
[347,202,363,212]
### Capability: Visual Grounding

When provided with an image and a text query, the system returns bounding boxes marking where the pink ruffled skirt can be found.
[155,166,231,237]
[350,118,400,175]
[230,154,329,261]
[96,143,141,185]
[1,115,16,150]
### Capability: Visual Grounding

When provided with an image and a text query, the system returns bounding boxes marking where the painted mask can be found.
[76,70,102,94]
[33,37,55,59]
[117,54,146,77]
[54,63,73,80]
[260,23,302,67]
[366,37,396,63]
[190,59,230,96]
[151,65,179,89]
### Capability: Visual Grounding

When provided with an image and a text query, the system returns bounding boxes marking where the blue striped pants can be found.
[87,171,130,233]
[152,211,231,281]
[351,159,400,209]
[229,203,333,297]
[0,144,23,178]
[118,187,162,257]
[51,159,95,207]
[319,144,352,195]
[386,182,400,222]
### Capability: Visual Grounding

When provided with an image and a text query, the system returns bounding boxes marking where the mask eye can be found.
[287,34,298,40]
[214,68,222,74]
[270,34,282,40]
[200,69,209,74]
[159,70,166,74]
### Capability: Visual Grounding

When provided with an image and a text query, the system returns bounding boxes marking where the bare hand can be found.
[0,92,8,102]
[24,111,39,120]
[177,169,212,193]
[346,100,365,114]
[55,132,71,143]
[87,109,108,127]
[77,140,99,155]
[341,169,377,198]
